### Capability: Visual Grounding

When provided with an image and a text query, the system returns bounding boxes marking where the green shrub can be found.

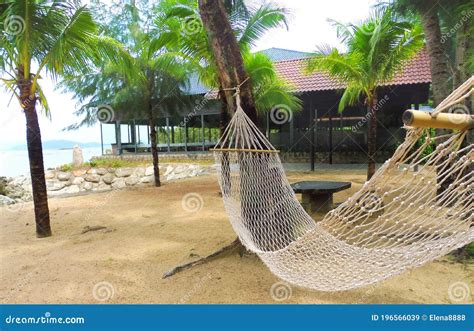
[59,163,73,172]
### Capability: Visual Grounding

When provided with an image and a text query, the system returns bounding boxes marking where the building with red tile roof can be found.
[105,48,433,165]
[273,49,431,92]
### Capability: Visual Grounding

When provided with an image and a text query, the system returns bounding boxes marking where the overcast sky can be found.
[0,0,377,150]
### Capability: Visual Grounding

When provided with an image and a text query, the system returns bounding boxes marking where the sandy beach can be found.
[1,168,472,304]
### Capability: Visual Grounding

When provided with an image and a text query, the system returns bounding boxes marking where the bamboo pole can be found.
[210,148,279,153]
[402,110,474,130]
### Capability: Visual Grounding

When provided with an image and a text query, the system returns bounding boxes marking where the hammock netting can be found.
[213,78,473,291]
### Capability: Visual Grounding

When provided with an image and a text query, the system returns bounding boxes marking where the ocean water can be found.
[0,147,102,177]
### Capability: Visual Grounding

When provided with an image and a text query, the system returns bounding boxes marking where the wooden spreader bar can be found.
[403,110,474,130]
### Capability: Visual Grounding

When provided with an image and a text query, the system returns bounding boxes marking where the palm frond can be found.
[236,3,289,47]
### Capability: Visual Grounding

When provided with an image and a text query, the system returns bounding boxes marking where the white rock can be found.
[145,166,154,176]
[174,165,187,174]
[102,173,115,185]
[71,177,84,185]
[125,175,139,186]
[72,169,87,177]
[134,167,146,177]
[115,168,133,177]
[85,174,101,183]
[111,178,126,189]
[11,176,27,186]
[140,176,153,183]
[96,168,108,175]
[163,165,174,176]
[46,180,65,191]
[95,183,111,192]
[0,195,15,205]
[57,172,71,181]
[66,185,80,194]
[82,182,93,191]
[45,171,56,179]
[73,145,83,166]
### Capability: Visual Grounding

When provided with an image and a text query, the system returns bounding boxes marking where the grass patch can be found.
[59,163,73,172]
[55,156,214,172]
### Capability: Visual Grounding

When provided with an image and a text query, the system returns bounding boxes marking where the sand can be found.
[1,168,472,304]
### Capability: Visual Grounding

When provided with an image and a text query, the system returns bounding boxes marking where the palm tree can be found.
[159,0,300,128]
[160,0,300,276]
[307,7,423,179]
[0,0,123,237]
[61,1,194,187]
[387,0,473,98]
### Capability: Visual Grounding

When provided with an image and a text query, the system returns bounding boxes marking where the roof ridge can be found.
[259,47,314,53]
[273,57,311,64]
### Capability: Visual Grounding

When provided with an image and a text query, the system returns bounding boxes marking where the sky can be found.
[0,0,377,150]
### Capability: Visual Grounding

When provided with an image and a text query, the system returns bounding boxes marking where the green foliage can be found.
[466,243,474,258]
[306,7,424,112]
[0,0,128,116]
[87,158,128,168]
[243,51,302,114]
[160,0,296,114]
[417,128,436,158]
[59,163,73,172]
[385,0,473,84]
[61,0,194,129]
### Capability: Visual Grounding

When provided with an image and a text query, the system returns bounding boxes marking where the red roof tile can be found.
[274,49,432,92]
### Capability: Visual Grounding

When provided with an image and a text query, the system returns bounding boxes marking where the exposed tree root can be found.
[80,225,108,234]
[162,238,245,278]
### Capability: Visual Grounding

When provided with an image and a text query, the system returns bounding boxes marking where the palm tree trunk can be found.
[366,95,378,180]
[148,104,161,187]
[21,83,52,238]
[419,10,451,106]
[198,0,258,124]
[419,10,453,196]
[454,23,469,89]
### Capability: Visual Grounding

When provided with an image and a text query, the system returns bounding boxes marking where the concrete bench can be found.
[291,181,351,213]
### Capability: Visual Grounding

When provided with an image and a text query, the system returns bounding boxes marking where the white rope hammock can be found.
[212,77,474,291]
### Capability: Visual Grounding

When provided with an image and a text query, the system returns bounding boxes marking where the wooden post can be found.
[100,123,104,155]
[115,121,122,155]
[310,101,315,172]
[201,114,206,151]
[328,113,333,164]
[289,113,294,147]
[132,120,138,153]
[184,117,188,152]
[166,117,171,153]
